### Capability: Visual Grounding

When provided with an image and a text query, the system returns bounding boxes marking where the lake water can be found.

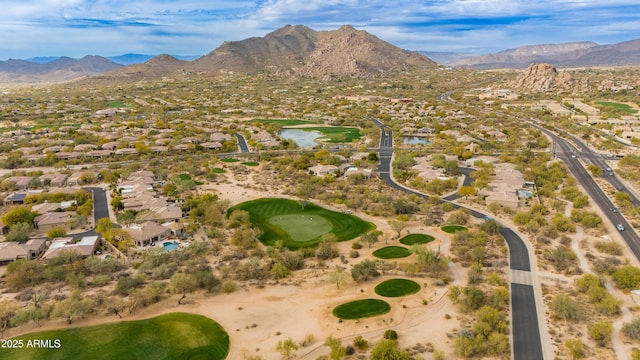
[402,136,430,145]
[279,129,323,148]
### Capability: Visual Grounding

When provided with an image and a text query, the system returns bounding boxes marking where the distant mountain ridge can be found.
[0,55,122,83]
[450,39,640,69]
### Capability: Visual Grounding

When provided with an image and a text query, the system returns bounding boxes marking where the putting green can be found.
[229,198,375,249]
[333,299,391,320]
[375,279,421,297]
[399,234,435,246]
[269,214,332,242]
[441,225,468,234]
[373,246,412,259]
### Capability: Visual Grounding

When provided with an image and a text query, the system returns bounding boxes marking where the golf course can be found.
[375,279,421,297]
[333,299,391,320]
[228,198,375,248]
[2,313,229,360]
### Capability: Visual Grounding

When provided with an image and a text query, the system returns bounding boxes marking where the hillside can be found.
[189,24,437,79]
[451,39,640,69]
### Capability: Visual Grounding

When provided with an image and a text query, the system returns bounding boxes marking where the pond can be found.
[402,136,430,145]
[279,129,323,148]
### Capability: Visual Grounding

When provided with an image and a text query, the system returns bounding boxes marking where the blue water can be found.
[163,241,179,252]
[279,129,323,148]
[402,136,430,145]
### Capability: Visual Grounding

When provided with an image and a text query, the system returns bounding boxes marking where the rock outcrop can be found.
[510,63,574,92]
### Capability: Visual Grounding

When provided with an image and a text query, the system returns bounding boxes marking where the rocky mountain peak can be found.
[510,63,574,92]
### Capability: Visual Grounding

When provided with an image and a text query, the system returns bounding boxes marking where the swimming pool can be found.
[163,241,179,252]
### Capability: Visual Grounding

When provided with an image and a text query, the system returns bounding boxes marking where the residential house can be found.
[126,221,172,247]
[39,173,69,188]
[3,192,27,205]
[3,176,34,190]
[41,236,99,260]
[0,239,48,264]
[308,164,339,177]
[34,211,74,231]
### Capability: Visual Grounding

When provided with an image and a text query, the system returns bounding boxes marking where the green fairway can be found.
[3,313,229,360]
[221,158,240,163]
[212,168,226,173]
[294,127,362,143]
[372,246,412,259]
[107,100,128,108]
[399,234,435,246]
[249,119,317,126]
[229,198,375,248]
[375,279,421,297]
[333,299,391,319]
[269,214,332,242]
[241,161,260,166]
[441,225,468,234]
[595,101,638,114]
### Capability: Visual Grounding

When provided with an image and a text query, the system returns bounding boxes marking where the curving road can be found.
[372,117,547,360]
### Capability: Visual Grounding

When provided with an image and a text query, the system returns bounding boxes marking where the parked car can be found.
[617,224,625,231]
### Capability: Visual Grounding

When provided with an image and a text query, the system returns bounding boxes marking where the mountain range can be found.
[448,39,640,69]
[1,24,640,83]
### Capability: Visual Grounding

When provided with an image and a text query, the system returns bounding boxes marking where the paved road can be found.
[234,133,250,153]
[74,187,112,238]
[534,124,640,260]
[370,118,545,360]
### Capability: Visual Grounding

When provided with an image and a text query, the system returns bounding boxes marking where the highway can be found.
[533,124,640,261]
[371,117,547,360]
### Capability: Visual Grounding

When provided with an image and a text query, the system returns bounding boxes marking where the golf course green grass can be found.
[595,101,638,114]
[375,279,421,297]
[221,158,240,163]
[399,234,435,246]
[296,127,363,143]
[441,225,468,234]
[372,246,412,259]
[241,161,260,166]
[228,198,374,248]
[2,313,229,360]
[333,299,391,320]
[212,168,226,173]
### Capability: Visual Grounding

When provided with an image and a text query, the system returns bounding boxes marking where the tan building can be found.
[0,239,48,264]
[126,222,172,247]
[41,236,100,260]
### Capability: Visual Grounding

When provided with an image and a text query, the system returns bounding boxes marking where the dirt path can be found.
[571,225,630,360]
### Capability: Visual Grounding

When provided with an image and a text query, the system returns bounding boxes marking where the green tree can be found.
[351,260,379,282]
[170,273,198,305]
[613,265,640,290]
[46,226,67,239]
[276,338,298,359]
[550,295,580,323]
[52,291,93,324]
[328,268,347,289]
[457,186,477,199]
[589,321,613,346]
[1,206,38,227]
[324,336,346,360]
[360,230,382,248]
[369,339,411,360]
[6,222,32,243]
[565,338,585,360]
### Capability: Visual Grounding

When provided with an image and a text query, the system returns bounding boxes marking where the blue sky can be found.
[1,0,639,59]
